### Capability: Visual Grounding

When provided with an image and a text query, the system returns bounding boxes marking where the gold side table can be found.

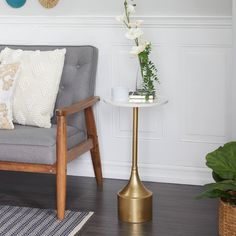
[104,98,168,223]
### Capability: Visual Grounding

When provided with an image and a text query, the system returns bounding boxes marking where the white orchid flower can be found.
[130,42,147,56]
[127,4,135,14]
[139,40,150,47]
[135,20,144,27]
[128,20,144,28]
[125,28,143,40]
[115,14,126,23]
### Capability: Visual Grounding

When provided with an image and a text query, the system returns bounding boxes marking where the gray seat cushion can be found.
[0,125,85,165]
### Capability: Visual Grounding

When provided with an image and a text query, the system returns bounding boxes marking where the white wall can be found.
[0,1,233,185]
[232,1,236,140]
[0,0,232,16]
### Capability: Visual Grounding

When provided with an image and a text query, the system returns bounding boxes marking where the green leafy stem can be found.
[138,44,159,97]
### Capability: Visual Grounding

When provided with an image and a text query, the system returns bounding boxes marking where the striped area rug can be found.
[0,205,93,236]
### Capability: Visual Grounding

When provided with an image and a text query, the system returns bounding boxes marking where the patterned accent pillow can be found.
[0,47,66,128]
[0,63,20,129]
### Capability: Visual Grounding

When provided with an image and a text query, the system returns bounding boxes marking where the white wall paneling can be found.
[181,48,228,143]
[232,1,236,140]
[0,16,232,185]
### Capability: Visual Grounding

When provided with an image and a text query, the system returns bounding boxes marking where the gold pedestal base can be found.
[117,107,153,223]
[118,170,153,223]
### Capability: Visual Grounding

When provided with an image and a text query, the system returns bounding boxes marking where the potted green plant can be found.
[198,142,236,236]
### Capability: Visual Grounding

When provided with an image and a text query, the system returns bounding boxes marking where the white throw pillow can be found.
[0,47,66,128]
[0,63,20,129]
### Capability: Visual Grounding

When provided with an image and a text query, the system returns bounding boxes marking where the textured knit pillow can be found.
[0,47,66,128]
[0,63,20,129]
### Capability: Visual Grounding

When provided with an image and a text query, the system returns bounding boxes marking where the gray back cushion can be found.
[0,45,98,130]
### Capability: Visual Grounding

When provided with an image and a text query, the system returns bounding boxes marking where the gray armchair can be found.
[0,45,102,220]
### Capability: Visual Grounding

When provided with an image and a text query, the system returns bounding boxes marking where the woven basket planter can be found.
[219,200,236,236]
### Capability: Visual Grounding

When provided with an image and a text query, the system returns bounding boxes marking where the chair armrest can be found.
[56,96,100,117]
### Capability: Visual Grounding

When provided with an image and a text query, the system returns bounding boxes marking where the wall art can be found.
[38,0,59,9]
[6,0,26,8]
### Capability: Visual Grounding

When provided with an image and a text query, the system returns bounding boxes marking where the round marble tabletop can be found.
[103,97,168,108]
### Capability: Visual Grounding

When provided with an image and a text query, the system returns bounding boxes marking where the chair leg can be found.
[85,107,103,186]
[56,164,66,220]
[56,115,68,220]
[90,142,103,186]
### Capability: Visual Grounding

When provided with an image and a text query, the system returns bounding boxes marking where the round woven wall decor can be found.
[6,0,26,8]
[38,0,59,9]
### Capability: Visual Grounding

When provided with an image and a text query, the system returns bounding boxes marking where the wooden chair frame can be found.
[0,96,103,220]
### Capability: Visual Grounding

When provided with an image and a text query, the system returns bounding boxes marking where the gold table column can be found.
[118,107,152,223]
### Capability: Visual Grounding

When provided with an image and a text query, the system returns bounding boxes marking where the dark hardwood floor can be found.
[0,171,218,236]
